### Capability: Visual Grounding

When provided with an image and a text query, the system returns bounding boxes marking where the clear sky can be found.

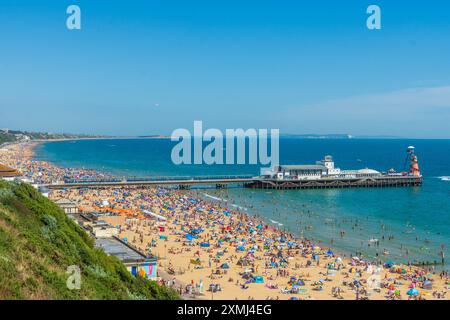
[1,0,450,137]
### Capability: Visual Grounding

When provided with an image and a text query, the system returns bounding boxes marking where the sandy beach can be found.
[1,141,449,300]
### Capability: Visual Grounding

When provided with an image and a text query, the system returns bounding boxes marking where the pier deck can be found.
[44,175,254,189]
[246,175,422,189]
[43,175,422,190]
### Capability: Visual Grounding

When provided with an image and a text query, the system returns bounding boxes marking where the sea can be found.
[34,138,450,270]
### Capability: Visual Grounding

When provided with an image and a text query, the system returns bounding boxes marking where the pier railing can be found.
[63,174,255,184]
[47,174,422,190]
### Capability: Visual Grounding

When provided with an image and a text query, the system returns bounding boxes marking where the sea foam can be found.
[203,193,227,202]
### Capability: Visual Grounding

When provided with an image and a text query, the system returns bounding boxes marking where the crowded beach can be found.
[1,142,449,300]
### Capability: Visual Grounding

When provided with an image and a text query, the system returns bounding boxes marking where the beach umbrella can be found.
[407,288,420,296]
[423,280,433,290]
[185,234,194,241]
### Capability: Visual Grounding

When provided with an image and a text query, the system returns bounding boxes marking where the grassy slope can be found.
[0,180,179,300]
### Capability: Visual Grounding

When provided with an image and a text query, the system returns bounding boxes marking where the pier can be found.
[246,175,422,189]
[39,148,424,191]
[44,175,255,189]
[43,174,422,190]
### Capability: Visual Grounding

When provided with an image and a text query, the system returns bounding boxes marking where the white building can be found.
[272,164,327,180]
[89,220,119,238]
[55,199,79,214]
[266,155,381,180]
[316,155,341,176]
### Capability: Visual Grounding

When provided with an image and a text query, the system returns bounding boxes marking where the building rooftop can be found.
[0,163,20,178]
[278,165,326,171]
[357,168,381,174]
[55,198,76,206]
[96,237,156,264]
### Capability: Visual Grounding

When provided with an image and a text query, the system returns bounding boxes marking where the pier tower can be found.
[407,146,421,176]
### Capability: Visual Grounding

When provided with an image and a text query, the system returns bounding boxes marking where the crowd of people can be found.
[1,142,449,300]
[0,142,114,184]
[50,185,450,300]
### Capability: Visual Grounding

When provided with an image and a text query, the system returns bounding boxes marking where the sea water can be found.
[35,138,450,269]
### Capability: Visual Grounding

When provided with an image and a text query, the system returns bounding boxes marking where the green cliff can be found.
[0,180,179,300]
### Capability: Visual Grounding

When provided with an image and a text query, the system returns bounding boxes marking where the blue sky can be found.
[1,0,450,137]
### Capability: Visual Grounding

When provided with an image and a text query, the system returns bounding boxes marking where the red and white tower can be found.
[407,146,421,177]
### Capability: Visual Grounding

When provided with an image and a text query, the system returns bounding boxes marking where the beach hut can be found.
[220,262,230,269]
